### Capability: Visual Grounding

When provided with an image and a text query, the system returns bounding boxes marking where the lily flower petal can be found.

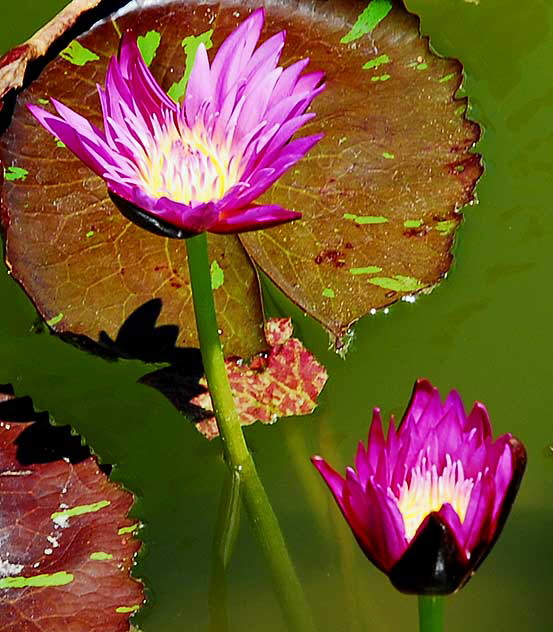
[28,9,325,237]
[312,379,526,595]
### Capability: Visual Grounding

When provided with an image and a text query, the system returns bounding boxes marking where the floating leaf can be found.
[240,0,482,345]
[0,0,481,357]
[191,318,328,439]
[0,386,143,630]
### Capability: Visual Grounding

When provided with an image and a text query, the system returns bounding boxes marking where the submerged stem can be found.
[418,596,444,632]
[186,233,315,632]
[208,469,241,632]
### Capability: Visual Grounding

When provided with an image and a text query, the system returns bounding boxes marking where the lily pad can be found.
[0,0,481,355]
[240,0,482,345]
[191,318,328,439]
[0,386,143,631]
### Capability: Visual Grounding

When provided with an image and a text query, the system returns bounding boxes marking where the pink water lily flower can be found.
[28,8,325,237]
[312,379,526,595]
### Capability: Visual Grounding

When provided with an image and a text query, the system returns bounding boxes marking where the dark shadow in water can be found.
[0,384,108,470]
[97,298,211,425]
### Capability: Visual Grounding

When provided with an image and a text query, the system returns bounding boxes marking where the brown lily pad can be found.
[191,318,328,439]
[0,0,481,356]
[241,1,482,345]
[0,386,143,631]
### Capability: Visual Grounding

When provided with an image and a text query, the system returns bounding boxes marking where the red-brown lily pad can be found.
[0,0,481,355]
[0,386,143,631]
[190,318,328,439]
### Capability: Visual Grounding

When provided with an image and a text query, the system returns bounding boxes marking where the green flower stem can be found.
[186,233,315,632]
[418,596,444,632]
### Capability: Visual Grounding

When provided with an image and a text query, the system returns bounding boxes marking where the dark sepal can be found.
[389,512,470,595]
[109,190,196,240]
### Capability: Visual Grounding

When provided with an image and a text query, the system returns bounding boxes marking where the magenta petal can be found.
[235,68,283,138]
[354,440,371,487]
[118,32,176,112]
[211,8,264,104]
[108,182,219,233]
[209,204,300,233]
[313,379,526,596]
[462,473,495,553]
[400,379,438,429]
[270,58,310,102]
[29,11,324,236]
[244,31,286,84]
[367,408,386,471]
[436,503,468,561]
[185,43,213,125]
[27,105,113,178]
[491,442,513,521]
[465,401,492,441]
[311,456,346,508]
[344,479,406,572]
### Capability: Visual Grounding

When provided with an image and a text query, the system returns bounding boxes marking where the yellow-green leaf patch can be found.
[137,30,161,66]
[341,0,393,43]
[368,275,426,292]
[60,40,99,66]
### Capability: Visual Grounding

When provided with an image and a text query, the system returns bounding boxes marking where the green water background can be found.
[0,0,552,630]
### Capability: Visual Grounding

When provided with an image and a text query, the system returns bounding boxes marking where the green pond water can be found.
[0,0,552,630]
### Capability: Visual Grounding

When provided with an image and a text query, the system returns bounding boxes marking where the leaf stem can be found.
[186,233,315,632]
[418,596,444,632]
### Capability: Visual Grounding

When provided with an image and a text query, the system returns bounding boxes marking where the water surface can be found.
[0,0,551,630]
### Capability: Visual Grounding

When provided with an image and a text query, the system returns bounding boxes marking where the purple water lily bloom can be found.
[312,379,526,595]
[28,9,325,237]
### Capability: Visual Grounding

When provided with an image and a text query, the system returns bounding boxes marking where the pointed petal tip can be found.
[311,455,347,497]
[250,6,266,22]
[508,436,527,472]
[117,30,138,57]
[345,466,358,482]
[414,377,437,394]
[470,400,491,420]
[26,102,46,116]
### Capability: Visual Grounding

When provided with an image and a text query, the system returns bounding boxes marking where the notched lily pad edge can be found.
[0,0,483,360]
[0,383,147,622]
[259,1,482,353]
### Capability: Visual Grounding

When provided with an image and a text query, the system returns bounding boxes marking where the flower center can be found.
[393,454,475,542]
[135,116,242,205]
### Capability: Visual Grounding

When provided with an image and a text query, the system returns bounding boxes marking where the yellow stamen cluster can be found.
[394,454,475,542]
[135,116,242,205]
